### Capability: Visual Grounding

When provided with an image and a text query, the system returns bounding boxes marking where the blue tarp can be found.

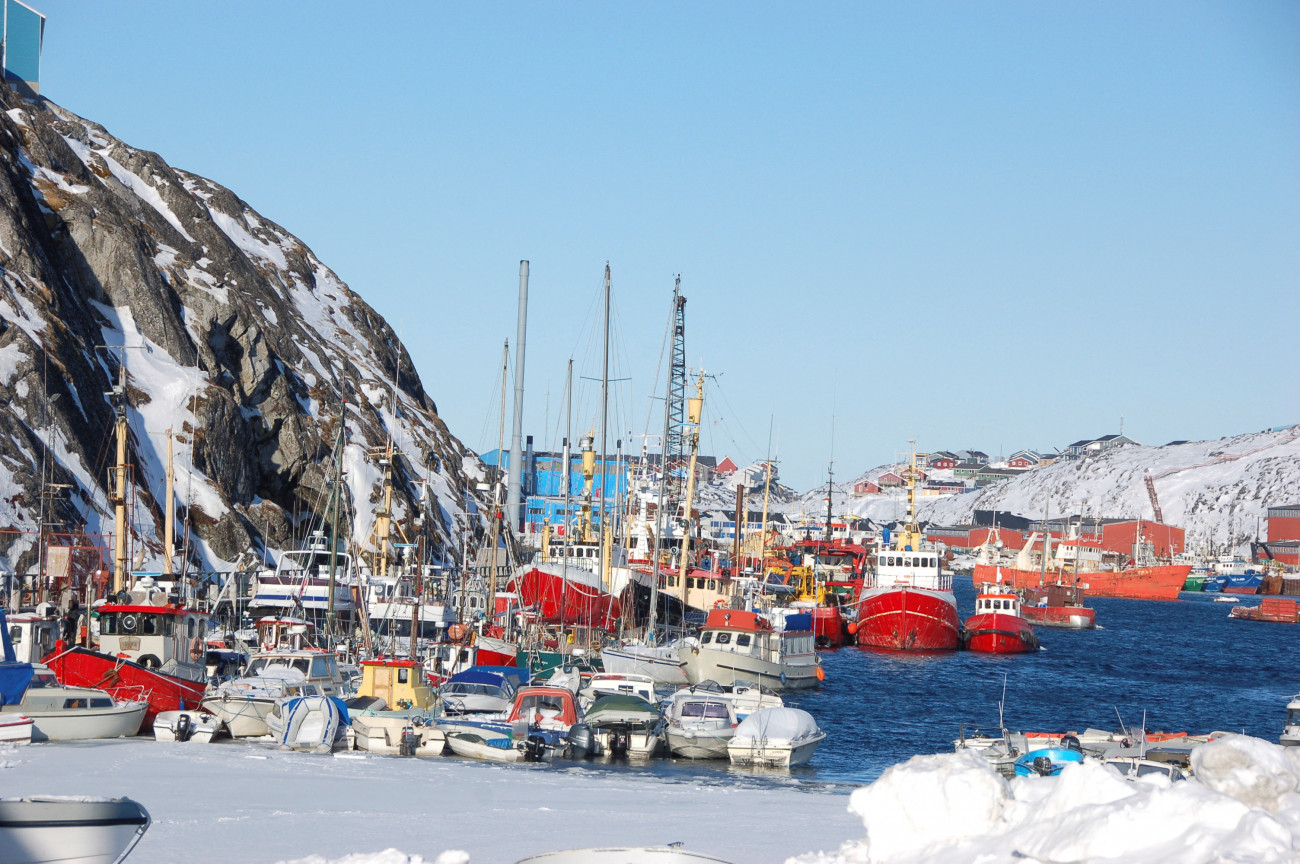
[446,669,510,688]
[473,665,529,685]
[0,664,34,708]
[0,607,15,663]
[782,612,814,633]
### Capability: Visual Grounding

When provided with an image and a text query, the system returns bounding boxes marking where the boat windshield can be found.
[1287,709,1300,725]
[444,683,502,698]
[28,671,59,689]
[248,657,311,676]
[681,701,731,719]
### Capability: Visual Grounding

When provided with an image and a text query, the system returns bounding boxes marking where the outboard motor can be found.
[610,726,631,758]
[175,713,193,743]
[524,734,549,762]
[1061,734,1082,753]
[567,723,592,759]
[399,727,419,757]
[1032,756,1054,776]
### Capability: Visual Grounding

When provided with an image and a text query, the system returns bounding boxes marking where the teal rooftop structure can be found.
[2,0,45,96]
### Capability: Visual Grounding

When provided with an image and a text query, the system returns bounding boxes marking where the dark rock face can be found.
[0,81,482,572]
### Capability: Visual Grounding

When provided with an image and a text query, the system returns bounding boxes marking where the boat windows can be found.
[310,656,333,679]
[736,634,752,648]
[700,632,713,644]
[28,671,57,688]
[681,701,731,719]
[187,618,197,639]
[708,580,717,591]
[90,697,113,709]
[715,633,732,645]
[63,698,89,709]
[398,667,410,684]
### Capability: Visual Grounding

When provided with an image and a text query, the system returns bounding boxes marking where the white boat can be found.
[249,532,357,620]
[664,689,737,759]
[687,680,782,722]
[349,659,444,756]
[1213,596,1239,603]
[200,641,347,738]
[682,609,819,692]
[0,714,33,744]
[438,669,516,716]
[726,707,825,767]
[579,673,657,709]
[516,848,735,864]
[580,694,663,759]
[0,665,146,742]
[1281,693,1300,747]
[0,796,150,864]
[1102,756,1187,782]
[268,694,348,753]
[152,710,221,743]
[444,728,554,763]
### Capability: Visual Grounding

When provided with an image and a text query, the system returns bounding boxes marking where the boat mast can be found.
[488,339,509,621]
[758,420,774,582]
[325,407,346,640]
[560,359,573,604]
[163,429,175,580]
[506,261,529,534]
[1038,501,1050,589]
[647,338,680,637]
[109,360,129,595]
[676,373,704,606]
[599,264,611,592]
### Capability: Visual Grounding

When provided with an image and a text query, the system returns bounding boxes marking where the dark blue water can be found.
[790,582,1300,786]
[545,583,1298,793]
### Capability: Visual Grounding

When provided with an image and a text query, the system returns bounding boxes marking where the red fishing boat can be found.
[1020,581,1097,629]
[46,576,210,729]
[963,585,1040,653]
[972,563,1188,601]
[852,450,959,651]
[507,561,623,630]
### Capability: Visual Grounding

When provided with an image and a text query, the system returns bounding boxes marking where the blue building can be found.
[2,1,45,96]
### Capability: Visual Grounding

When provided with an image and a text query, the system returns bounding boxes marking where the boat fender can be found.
[815,666,825,682]
[846,621,858,635]
[138,654,162,669]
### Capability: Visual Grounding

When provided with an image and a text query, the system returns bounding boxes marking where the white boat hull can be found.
[199,695,274,738]
[351,714,445,755]
[600,646,689,686]
[152,710,221,743]
[683,647,818,692]
[727,731,825,767]
[517,848,736,864]
[665,725,733,759]
[590,728,662,759]
[0,715,33,744]
[0,797,150,864]
[8,703,147,742]
[445,731,550,763]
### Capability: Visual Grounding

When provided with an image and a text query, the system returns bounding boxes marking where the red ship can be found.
[962,585,1040,653]
[972,563,1189,602]
[507,562,624,630]
[1020,581,1097,629]
[46,576,210,729]
[852,450,959,651]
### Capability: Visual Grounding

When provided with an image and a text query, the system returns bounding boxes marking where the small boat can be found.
[0,714,33,744]
[350,659,444,756]
[1213,595,1239,604]
[152,710,221,743]
[0,665,147,742]
[687,679,782,722]
[445,728,554,763]
[437,684,584,757]
[268,694,349,753]
[579,673,657,709]
[0,796,150,864]
[599,642,691,687]
[516,848,735,864]
[579,694,663,759]
[1019,581,1096,630]
[439,668,516,716]
[962,586,1040,654]
[664,689,738,759]
[1229,597,1300,623]
[1102,756,1187,782]
[1281,693,1300,747]
[726,707,824,767]
[1013,741,1086,777]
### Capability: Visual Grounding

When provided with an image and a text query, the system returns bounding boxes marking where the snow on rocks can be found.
[789,735,1298,864]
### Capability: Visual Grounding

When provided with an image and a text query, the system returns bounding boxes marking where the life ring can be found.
[189,638,204,662]
[713,599,727,610]
[120,613,139,633]
[448,624,466,641]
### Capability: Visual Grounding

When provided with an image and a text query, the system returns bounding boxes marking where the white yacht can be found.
[0,664,146,742]
[1282,692,1300,747]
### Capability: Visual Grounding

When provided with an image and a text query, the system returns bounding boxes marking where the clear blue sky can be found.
[32,1,1300,490]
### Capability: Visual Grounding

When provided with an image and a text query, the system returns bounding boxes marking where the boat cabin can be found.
[873,549,950,592]
[358,658,435,710]
[6,607,60,664]
[585,673,655,703]
[698,609,816,662]
[254,617,317,652]
[95,577,209,675]
[507,685,581,728]
[973,589,1024,618]
[244,651,343,697]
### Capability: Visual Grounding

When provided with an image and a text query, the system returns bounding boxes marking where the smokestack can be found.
[506,261,529,530]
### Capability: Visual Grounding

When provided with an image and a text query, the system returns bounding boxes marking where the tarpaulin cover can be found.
[0,664,34,708]
[732,707,820,745]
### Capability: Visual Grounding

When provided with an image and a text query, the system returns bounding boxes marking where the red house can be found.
[715,457,738,477]
[854,480,880,495]
[927,455,956,470]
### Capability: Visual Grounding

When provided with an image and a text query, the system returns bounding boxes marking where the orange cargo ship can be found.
[971,564,1190,602]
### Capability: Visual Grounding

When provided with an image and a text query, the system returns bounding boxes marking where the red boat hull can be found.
[45,646,206,730]
[973,564,1190,602]
[811,606,849,648]
[963,612,1040,653]
[1022,605,1097,629]
[508,566,622,630]
[855,588,960,651]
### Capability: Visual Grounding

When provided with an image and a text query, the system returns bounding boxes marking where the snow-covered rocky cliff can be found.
[0,81,485,574]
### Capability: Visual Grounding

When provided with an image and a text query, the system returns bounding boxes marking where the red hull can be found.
[963,612,1040,653]
[855,588,960,651]
[973,564,1189,602]
[508,567,622,630]
[1222,586,1260,595]
[45,646,206,730]
[811,606,849,648]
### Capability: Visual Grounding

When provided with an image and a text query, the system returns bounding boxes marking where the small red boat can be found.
[45,576,210,729]
[963,586,1040,654]
[1020,582,1097,629]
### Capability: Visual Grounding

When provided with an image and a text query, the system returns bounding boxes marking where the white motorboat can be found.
[445,728,554,763]
[664,689,737,759]
[682,610,820,692]
[152,710,222,743]
[267,694,348,753]
[726,707,825,767]
[349,659,444,756]
[0,796,150,864]
[580,694,663,759]
[438,669,516,716]
[0,714,33,744]
[1281,692,1300,747]
[0,665,146,742]
[1102,756,1187,782]
[200,647,346,738]
[688,680,782,722]
[516,847,735,863]
[578,673,657,711]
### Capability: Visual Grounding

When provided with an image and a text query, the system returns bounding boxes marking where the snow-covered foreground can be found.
[1,738,855,864]
[5,735,1298,863]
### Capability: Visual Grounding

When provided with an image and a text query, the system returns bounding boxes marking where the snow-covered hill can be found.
[785,428,1300,549]
[0,82,486,575]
